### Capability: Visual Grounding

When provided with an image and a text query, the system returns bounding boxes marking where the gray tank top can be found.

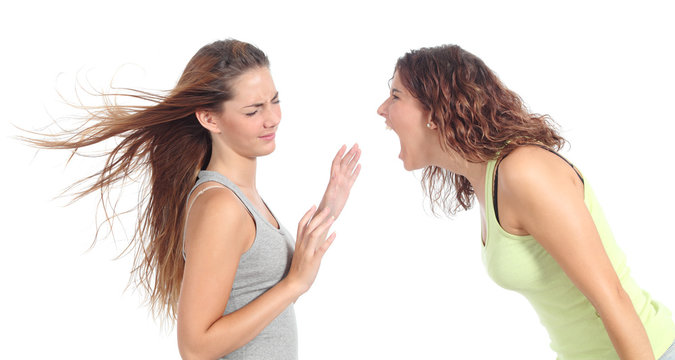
[185,170,298,360]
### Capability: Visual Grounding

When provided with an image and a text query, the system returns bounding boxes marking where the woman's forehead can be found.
[229,68,277,102]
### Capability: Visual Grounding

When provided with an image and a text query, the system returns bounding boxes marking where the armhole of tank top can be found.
[182,184,229,260]
[492,144,584,225]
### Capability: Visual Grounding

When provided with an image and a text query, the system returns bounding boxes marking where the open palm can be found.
[319,144,361,219]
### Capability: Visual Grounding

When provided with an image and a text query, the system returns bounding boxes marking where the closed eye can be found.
[243,92,280,116]
[391,88,402,100]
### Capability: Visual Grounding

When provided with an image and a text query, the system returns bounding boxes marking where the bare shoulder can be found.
[184,182,255,258]
[188,183,249,221]
[498,145,583,204]
[498,145,580,192]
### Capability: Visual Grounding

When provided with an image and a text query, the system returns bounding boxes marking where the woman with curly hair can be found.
[27,39,361,359]
[377,44,675,359]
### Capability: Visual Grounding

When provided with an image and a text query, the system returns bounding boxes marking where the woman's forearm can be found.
[179,206,336,360]
[179,278,302,360]
[596,288,655,360]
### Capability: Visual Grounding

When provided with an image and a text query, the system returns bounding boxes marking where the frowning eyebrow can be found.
[242,92,279,109]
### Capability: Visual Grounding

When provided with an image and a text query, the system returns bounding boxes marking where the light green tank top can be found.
[482,158,675,359]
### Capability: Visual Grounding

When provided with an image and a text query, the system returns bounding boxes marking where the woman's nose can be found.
[377,99,388,118]
[263,107,281,128]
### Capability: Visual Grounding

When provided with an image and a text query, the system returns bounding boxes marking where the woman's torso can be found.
[480,150,675,359]
[186,170,298,360]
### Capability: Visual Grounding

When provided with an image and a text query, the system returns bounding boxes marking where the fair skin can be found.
[177,67,360,359]
[377,70,655,360]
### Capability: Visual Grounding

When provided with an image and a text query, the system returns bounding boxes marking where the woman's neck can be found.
[206,151,258,190]
[466,162,487,208]
[434,153,488,206]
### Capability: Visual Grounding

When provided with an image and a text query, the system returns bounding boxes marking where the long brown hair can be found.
[24,39,269,320]
[395,45,565,215]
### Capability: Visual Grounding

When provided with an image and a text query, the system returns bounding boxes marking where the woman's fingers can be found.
[316,232,337,255]
[331,145,347,177]
[289,208,335,291]
[305,207,331,234]
[349,164,362,186]
[296,205,317,245]
[307,215,335,249]
[331,144,361,176]
[340,144,359,170]
[345,147,361,175]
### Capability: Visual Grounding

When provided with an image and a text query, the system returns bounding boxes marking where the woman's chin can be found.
[247,146,275,159]
[400,155,426,171]
[258,143,276,156]
[403,162,425,171]
[400,154,416,171]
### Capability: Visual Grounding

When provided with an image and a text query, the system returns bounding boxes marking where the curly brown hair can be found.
[395,44,566,215]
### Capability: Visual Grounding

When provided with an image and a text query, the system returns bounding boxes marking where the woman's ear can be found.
[426,113,438,130]
[195,109,221,134]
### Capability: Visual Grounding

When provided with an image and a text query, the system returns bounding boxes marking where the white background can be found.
[1,0,674,358]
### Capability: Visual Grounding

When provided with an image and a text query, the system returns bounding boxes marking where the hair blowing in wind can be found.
[23,39,270,320]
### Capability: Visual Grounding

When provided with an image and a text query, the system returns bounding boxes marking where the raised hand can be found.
[318,144,361,219]
[284,206,336,295]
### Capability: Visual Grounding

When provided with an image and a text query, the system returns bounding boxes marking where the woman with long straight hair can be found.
[376,44,675,359]
[27,39,361,359]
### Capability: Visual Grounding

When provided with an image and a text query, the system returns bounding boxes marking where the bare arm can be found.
[499,147,654,360]
[177,188,335,359]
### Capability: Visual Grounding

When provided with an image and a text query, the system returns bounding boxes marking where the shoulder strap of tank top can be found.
[192,171,261,217]
[182,170,259,260]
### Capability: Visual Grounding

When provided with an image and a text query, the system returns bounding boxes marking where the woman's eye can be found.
[272,99,281,104]
[245,111,258,117]
[392,94,399,100]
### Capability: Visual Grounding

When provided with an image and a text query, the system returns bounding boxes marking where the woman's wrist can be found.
[278,276,307,302]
